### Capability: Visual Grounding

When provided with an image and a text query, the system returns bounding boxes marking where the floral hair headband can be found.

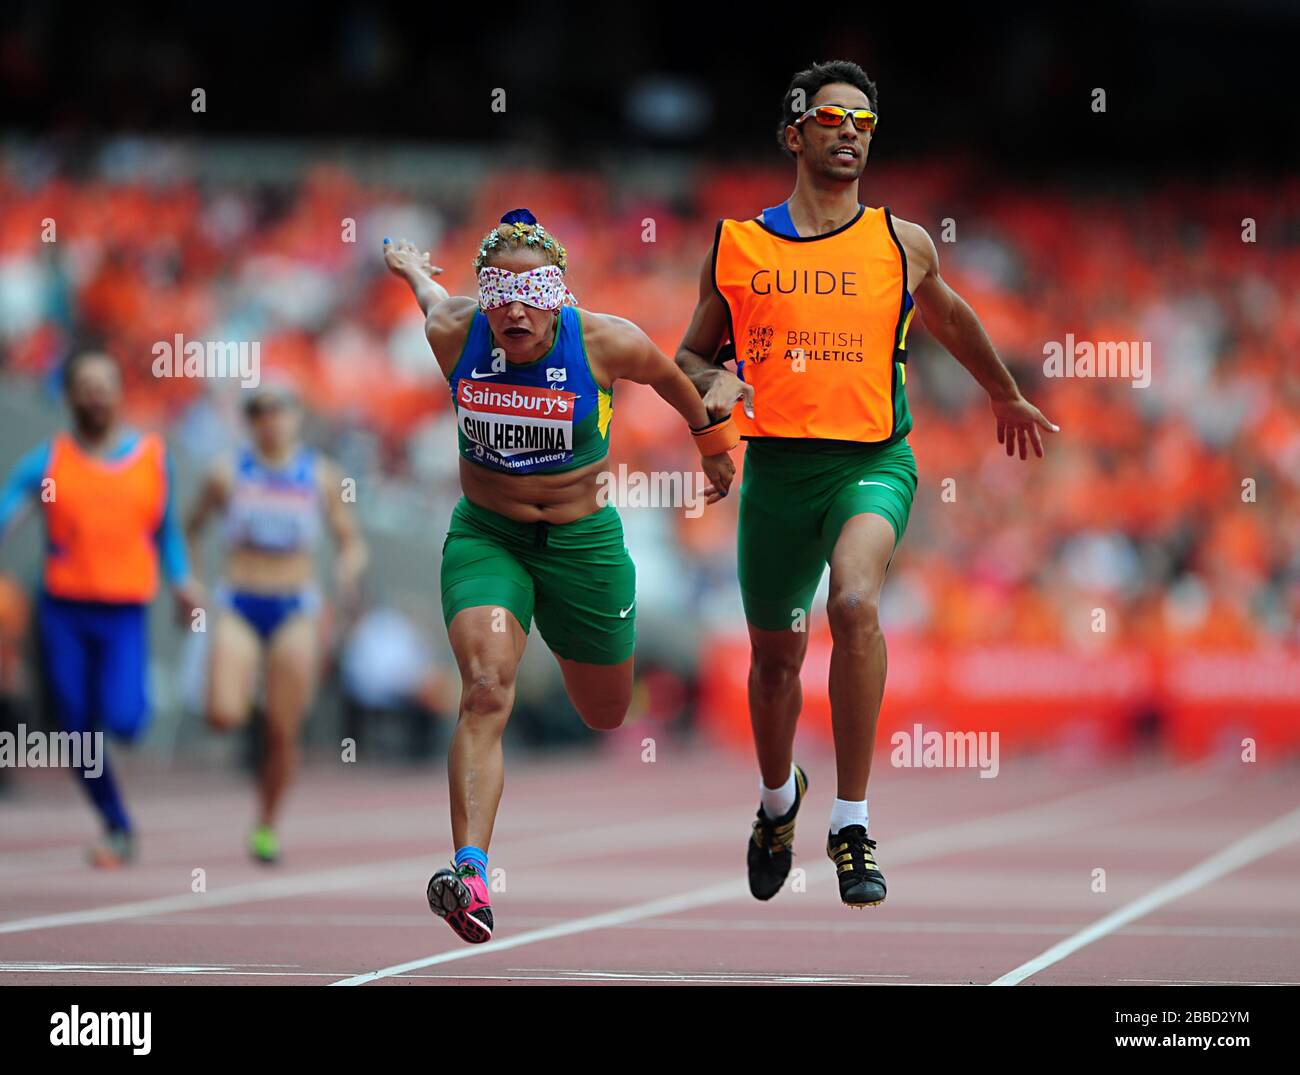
[477,265,577,311]
[475,218,568,272]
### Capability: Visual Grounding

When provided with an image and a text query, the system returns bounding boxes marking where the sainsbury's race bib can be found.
[456,380,577,473]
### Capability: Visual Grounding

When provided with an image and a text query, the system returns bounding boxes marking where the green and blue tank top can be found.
[448,306,613,475]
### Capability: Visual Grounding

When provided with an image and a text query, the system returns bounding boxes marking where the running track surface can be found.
[1,745,1297,986]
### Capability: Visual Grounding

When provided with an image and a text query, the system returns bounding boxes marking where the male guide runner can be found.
[676,61,1058,907]
[0,351,201,866]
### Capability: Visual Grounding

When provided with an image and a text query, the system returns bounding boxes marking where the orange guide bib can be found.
[43,432,166,603]
[713,206,910,443]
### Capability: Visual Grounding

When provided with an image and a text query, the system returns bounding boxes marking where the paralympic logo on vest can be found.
[749,269,860,296]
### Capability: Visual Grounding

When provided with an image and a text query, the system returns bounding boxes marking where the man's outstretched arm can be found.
[897,218,1060,459]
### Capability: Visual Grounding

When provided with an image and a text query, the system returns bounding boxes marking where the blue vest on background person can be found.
[223,445,322,555]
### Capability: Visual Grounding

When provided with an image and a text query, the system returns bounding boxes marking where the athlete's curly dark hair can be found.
[776,60,879,157]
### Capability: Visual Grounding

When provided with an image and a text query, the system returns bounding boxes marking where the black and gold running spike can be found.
[827,824,887,908]
[747,764,808,901]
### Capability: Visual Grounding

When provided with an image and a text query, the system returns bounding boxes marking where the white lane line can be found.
[990,802,1300,986]
[0,805,745,936]
[332,763,1219,986]
[400,977,977,986]
[0,857,429,936]
[0,801,560,881]
[0,964,352,978]
[1121,979,1300,986]
[103,910,1300,941]
[331,880,746,985]
[523,966,907,980]
[0,966,893,984]
[0,962,298,973]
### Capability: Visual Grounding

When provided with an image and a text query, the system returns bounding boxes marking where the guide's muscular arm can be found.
[893,217,1059,459]
[675,246,754,422]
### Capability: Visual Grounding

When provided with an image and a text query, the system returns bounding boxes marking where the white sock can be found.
[829,798,868,834]
[759,765,797,818]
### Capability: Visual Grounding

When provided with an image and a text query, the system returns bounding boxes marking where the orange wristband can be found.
[691,414,739,456]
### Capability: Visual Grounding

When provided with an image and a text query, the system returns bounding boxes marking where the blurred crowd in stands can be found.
[0,141,1296,695]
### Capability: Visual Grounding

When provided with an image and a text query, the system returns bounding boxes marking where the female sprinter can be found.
[185,382,368,862]
[383,209,738,943]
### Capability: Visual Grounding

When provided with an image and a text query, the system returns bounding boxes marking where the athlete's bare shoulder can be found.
[887,216,943,294]
[426,295,478,343]
[425,296,479,373]
[889,216,938,268]
[578,309,653,386]
[578,308,641,351]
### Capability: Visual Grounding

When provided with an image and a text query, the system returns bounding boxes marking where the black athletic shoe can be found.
[827,825,887,907]
[747,764,808,901]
